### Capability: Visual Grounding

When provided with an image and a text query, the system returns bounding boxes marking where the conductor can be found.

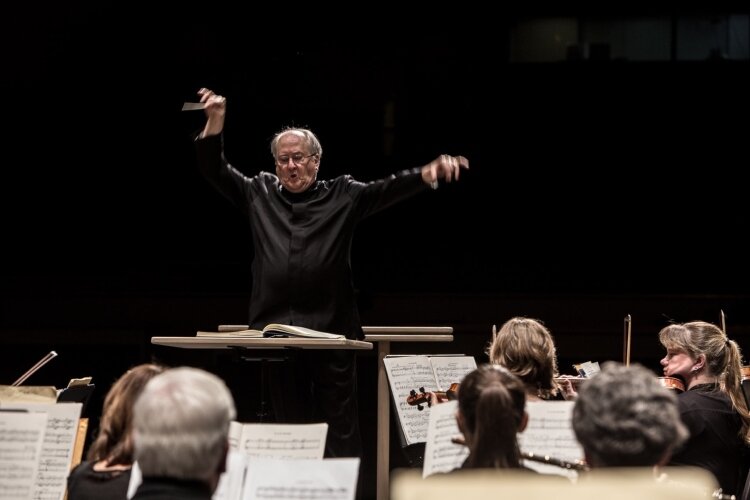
[193,87,469,458]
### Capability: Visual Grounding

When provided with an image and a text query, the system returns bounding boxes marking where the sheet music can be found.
[0,411,48,500]
[384,356,475,445]
[1,402,82,500]
[429,357,476,391]
[126,461,141,499]
[242,458,359,500]
[238,423,327,459]
[228,421,243,452]
[212,450,248,500]
[422,401,469,477]
[383,357,438,444]
[518,401,583,479]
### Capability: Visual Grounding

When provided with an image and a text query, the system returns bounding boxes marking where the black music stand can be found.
[57,384,95,416]
[230,348,288,422]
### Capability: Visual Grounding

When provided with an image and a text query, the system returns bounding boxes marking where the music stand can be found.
[57,384,95,416]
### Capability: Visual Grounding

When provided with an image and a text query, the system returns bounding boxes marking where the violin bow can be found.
[623,314,632,367]
[720,309,727,335]
[12,350,58,386]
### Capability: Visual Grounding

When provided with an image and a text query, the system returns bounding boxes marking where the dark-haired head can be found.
[458,364,527,469]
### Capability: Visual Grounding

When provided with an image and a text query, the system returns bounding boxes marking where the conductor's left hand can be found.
[421,155,469,187]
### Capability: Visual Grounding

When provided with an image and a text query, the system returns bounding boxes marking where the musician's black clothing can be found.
[670,383,748,495]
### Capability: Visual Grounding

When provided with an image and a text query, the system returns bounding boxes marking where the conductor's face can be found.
[275,132,319,193]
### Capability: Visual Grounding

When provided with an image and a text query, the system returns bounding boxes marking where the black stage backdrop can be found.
[2,5,749,498]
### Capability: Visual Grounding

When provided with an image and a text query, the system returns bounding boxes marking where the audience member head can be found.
[573,361,688,467]
[87,363,164,466]
[486,317,560,399]
[133,367,236,490]
[458,364,527,469]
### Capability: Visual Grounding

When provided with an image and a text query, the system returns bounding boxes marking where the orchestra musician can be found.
[426,317,576,407]
[659,321,750,497]
[67,363,165,500]
[449,364,533,470]
[486,317,577,401]
[572,361,688,468]
[131,367,236,499]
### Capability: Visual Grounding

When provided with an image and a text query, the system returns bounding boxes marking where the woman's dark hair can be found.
[459,364,526,469]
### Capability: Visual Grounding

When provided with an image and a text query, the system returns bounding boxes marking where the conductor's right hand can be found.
[198,88,226,138]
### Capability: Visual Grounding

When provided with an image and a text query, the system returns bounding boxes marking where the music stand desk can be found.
[150,336,372,350]
[361,326,454,500]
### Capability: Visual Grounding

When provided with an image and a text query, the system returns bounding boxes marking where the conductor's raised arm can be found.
[198,88,226,138]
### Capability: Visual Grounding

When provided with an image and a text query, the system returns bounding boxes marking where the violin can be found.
[657,376,685,393]
[741,366,750,381]
[406,383,459,411]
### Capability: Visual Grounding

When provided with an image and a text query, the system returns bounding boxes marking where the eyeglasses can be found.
[275,153,315,167]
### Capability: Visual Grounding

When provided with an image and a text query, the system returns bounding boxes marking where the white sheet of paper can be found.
[237,423,327,459]
[383,356,438,444]
[518,401,583,479]
[228,421,243,452]
[429,357,476,391]
[383,356,475,445]
[212,450,248,500]
[422,401,469,477]
[0,410,48,499]
[1,402,82,500]
[242,457,359,500]
[126,461,141,499]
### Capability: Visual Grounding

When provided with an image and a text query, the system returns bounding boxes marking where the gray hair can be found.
[572,361,688,467]
[270,128,323,159]
[133,367,236,481]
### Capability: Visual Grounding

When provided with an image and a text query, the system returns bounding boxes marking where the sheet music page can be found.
[228,421,243,452]
[422,401,469,478]
[429,356,476,391]
[126,461,141,499]
[0,411,48,500]
[1,402,82,500]
[212,450,248,500]
[242,457,359,500]
[383,356,438,445]
[66,377,92,388]
[238,423,328,459]
[518,401,583,479]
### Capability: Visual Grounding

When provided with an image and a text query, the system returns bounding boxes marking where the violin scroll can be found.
[408,387,430,411]
[406,383,460,410]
